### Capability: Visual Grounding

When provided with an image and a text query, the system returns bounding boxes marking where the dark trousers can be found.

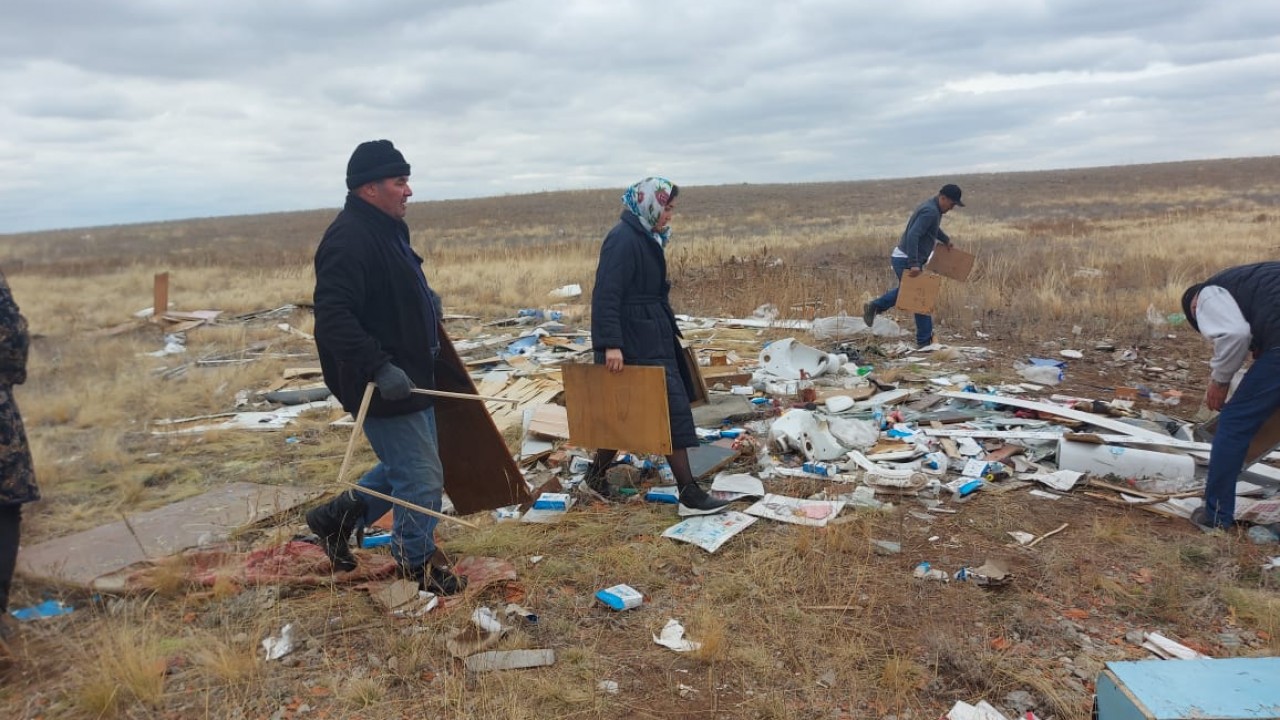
[0,504,20,613]
[1203,348,1280,527]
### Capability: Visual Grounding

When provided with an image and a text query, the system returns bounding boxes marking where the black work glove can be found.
[374,362,415,401]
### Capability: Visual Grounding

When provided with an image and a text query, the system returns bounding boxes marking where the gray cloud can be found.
[1,0,1278,232]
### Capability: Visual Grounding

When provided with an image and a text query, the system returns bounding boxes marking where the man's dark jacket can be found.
[895,196,951,268]
[314,195,439,417]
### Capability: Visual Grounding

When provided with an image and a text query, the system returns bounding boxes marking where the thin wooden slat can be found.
[562,364,671,455]
[153,272,169,323]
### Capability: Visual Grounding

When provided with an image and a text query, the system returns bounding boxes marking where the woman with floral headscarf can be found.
[586,177,730,516]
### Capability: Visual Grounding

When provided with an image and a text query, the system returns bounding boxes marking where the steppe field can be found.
[1,156,1279,719]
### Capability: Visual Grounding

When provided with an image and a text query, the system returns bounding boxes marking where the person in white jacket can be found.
[1181,261,1280,529]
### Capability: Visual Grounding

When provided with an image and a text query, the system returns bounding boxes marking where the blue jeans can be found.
[1202,348,1280,528]
[871,255,933,346]
[357,407,443,569]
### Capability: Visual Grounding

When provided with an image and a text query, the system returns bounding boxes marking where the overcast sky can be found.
[2,0,1278,233]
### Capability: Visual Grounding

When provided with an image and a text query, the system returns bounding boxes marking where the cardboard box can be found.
[896,271,942,314]
[925,244,975,281]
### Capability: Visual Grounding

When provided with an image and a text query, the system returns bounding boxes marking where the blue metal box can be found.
[1095,658,1280,719]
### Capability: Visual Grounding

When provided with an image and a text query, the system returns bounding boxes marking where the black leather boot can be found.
[400,562,468,595]
[305,490,367,572]
[584,463,612,497]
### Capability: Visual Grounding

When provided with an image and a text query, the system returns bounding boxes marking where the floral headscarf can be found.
[622,176,676,247]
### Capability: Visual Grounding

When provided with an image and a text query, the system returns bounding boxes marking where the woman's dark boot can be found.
[305,490,367,572]
[677,483,731,517]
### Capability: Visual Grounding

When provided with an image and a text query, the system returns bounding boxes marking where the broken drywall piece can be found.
[464,649,556,672]
[16,482,322,589]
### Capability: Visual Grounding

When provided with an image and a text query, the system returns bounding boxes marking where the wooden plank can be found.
[562,364,671,455]
[895,271,942,314]
[683,343,709,409]
[282,367,323,379]
[433,329,533,515]
[152,272,169,322]
[527,403,570,439]
[1243,406,1280,465]
[925,244,975,281]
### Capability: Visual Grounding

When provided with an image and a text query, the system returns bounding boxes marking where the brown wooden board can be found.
[528,403,570,439]
[683,343,709,408]
[152,272,169,322]
[896,272,943,314]
[925,244,975,281]
[434,328,533,515]
[562,363,672,455]
[1202,405,1280,465]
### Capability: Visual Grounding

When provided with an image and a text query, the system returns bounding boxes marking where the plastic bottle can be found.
[872,405,885,430]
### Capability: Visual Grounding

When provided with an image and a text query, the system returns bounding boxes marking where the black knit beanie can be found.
[346,140,411,190]
[1181,283,1205,332]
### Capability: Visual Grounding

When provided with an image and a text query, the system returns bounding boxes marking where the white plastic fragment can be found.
[262,623,296,661]
[653,618,702,653]
[547,284,582,298]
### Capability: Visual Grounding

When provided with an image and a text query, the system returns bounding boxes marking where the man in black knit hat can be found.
[1181,261,1280,530]
[305,140,466,594]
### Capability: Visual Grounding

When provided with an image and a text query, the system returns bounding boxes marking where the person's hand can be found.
[906,267,922,278]
[604,348,624,374]
[374,362,415,401]
[1205,380,1229,412]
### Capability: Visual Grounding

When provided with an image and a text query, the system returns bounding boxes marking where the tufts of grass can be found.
[72,625,168,717]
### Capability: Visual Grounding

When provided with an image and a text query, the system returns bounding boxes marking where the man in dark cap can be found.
[863,183,964,348]
[1181,261,1280,530]
[305,140,466,595]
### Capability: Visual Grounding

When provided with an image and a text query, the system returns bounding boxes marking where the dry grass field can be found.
[0,156,1278,719]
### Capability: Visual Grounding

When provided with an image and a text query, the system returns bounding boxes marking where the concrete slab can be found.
[691,393,756,428]
[17,482,322,589]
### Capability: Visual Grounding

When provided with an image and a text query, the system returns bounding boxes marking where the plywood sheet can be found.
[528,403,570,439]
[896,272,942,314]
[16,482,322,589]
[562,364,671,455]
[433,329,534,515]
[926,244,975,281]
[683,343,709,409]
